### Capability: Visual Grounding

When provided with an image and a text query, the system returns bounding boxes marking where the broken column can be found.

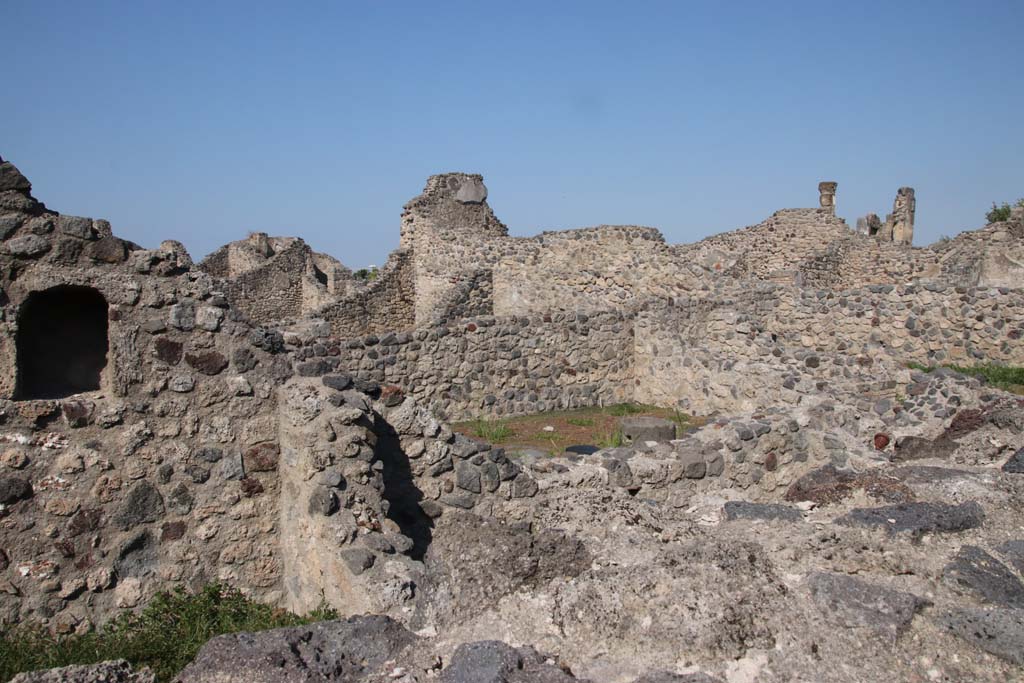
[886,187,915,246]
[818,182,838,215]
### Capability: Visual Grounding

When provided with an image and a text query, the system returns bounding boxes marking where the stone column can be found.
[818,182,838,215]
[889,187,915,245]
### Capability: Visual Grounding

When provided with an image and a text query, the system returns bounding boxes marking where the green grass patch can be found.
[906,362,1024,395]
[0,584,337,683]
[453,404,704,456]
[468,419,514,442]
[602,403,646,417]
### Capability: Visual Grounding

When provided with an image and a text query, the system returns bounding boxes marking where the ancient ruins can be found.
[2,153,1024,682]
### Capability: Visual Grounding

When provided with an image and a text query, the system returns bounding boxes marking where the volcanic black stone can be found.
[943,546,1024,608]
[937,608,1024,665]
[0,476,33,504]
[835,501,984,538]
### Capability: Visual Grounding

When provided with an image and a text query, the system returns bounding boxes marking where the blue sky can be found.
[3,1,1022,267]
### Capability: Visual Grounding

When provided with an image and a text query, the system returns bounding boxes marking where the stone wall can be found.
[797,235,940,290]
[490,227,705,316]
[0,157,541,632]
[678,208,853,284]
[401,173,508,326]
[313,249,416,338]
[932,217,1024,289]
[0,158,293,629]
[635,280,1024,416]
[199,235,354,325]
[322,310,635,421]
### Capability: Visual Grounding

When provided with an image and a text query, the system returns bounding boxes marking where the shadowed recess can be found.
[15,285,109,399]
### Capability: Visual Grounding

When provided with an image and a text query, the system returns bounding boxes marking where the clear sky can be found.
[3,1,1022,267]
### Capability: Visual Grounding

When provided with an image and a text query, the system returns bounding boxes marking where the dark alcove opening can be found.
[15,285,109,400]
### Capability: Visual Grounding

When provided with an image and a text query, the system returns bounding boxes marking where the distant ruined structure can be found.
[3,153,1024,682]
[857,186,916,246]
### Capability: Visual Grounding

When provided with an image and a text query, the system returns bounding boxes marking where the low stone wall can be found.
[326,310,635,421]
[769,283,1024,365]
[634,281,1024,415]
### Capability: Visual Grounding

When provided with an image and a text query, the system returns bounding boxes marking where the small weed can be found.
[0,584,337,683]
[986,198,1024,224]
[596,428,624,449]
[566,417,595,427]
[670,409,690,429]
[470,419,514,442]
[906,362,1024,395]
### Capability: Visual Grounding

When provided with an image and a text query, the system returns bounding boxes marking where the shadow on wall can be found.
[374,417,434,561]
[15,285,109,400]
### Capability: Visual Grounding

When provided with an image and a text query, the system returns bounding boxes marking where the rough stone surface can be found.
[9,660,154,683]
[835,501,984,538]
[938,608,1024,665]
[806,572,924,636]
[723,501,802,523]
[943,546,1024,608]
[620,416,677,444]
[176,616,421,682]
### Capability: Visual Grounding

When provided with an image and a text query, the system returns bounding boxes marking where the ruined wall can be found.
[275,375,538,617]
[199,235,355,326]
[797,235,940,290]
[678,208,853,284]
[634,293,907,416]
[932,215,1024,289]
[490,227,705,316]
[323,310,635,421]
[402,174,508,326]
[400,175,707,325]
[768,283,1024,364]
[0,158,293,629]
[0,157,541,632]
[635,280,1024,416]
[313,249,416,338]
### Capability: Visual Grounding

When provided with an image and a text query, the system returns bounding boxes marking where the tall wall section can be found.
[0,158,290,629]
[401,174,508,326]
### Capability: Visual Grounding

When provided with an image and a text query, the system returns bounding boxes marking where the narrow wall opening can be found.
[15,285,109,400]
